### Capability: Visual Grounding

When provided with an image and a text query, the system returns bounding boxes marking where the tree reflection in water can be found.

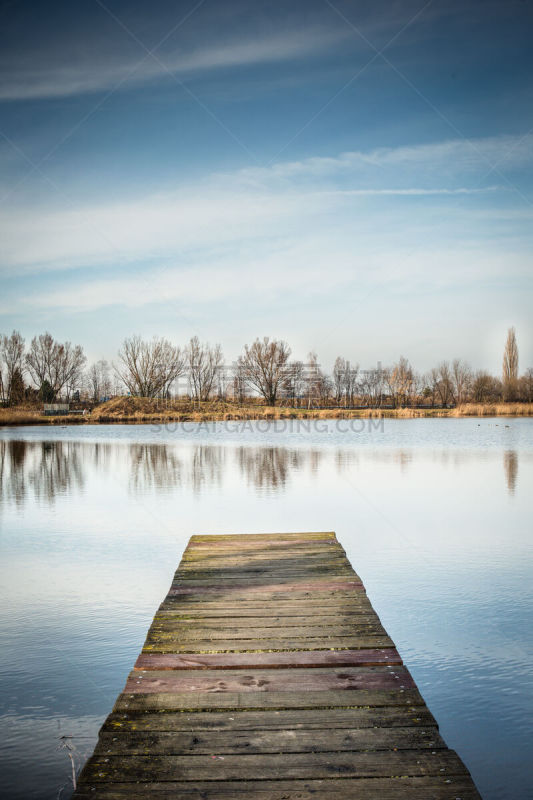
[503,450,518,495]
[236,446,308,490]
[129,444,182,493]
[189,446,225,494]
[0,439,85,506]
[0,438,522,507]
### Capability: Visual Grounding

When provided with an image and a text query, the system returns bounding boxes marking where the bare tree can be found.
[238,337,291,406]
[519,367,533,403]
[215,363,233,402]
[331,357,359,406]
[345,361,359,406]
[359,367,384,407]
[389,357,414,407]
[25,332,86,401]
[472,370,502,403]
[1,330,25,405]
[60,345,88,401]
[232,361,248,404]
[304,352,331,407]
[332,357,346,405]
[114,335,185,398]
[187,336,223,403]
[452,359,472,405]
[434,361,455,406]
[409,370,424,406]
[502,327,519,400]
[159,338,186,397]
[87,360,112,402]
[25,333,54,394]
[282,361,306,407]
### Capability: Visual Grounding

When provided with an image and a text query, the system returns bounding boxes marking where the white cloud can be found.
[14,240,530,317]
[1,134,531,323]
[232,134,533,185]
[0,28,348,101]
[0,180,509,276]
[3,134,528,278]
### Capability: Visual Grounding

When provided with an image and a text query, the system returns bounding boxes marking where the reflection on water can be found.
[0,439,525,503]
[190,445,225,493]
[503,450,518,495]
[0,440,85,506]
[0,420,532,800]
[129,443,182,492]
[236,446,308,489]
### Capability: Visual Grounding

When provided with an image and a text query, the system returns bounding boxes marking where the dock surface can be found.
[74,532,481,798]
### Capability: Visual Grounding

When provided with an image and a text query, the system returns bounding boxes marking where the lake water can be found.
[0,418,532,799]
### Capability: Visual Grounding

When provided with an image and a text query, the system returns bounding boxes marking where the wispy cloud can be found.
[11,241,530,317]
[1,131,531,370]
[2,134,529,277]
[0,180,506,276]
[234,135,533,184]
[0,27,348,101]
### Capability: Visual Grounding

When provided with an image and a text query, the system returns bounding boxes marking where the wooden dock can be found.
[74,532,481,799]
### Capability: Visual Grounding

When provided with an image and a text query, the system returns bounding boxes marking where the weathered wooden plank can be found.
[151,614,381,628]
[158,598,375,613]
[95,725,445,755]
[142,635,396,652]
[161,597,369,609]
[185,536,340,550]
[186,537,338,546]
[146,624,384,640]
[102,707,437,733]
[179,553,351,565]
[79,749,470,782]
[176,553,353,565]
[174,569,357,580]
[168,585,364,595]
[176,565,354,576]
[177,557,354,566]
[178,561,352,571]
[169,579,363,591]
[113,688,425,711]
[73,777,481,800]
[156,607,376,619]
[188,532,337,542]
[124,666,415,694]
[145,625,388,642]
[185,544,342,553]
[134,648,402,670]
[157,606,374,617]
[157,592,374,617]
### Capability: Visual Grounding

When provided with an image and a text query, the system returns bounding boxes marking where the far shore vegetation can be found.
[1,327,532,426]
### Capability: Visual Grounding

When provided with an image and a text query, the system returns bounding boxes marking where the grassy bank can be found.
[1,397,533,427]
[0,406,84,426]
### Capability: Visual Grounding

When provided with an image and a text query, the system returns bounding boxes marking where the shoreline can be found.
[1,401,532,427]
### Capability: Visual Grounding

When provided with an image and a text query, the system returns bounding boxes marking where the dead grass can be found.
[88,397,435,422]
[452,402,533,417]
[0,405,76,426]
[1,398,532,426]
[84,397,533,422]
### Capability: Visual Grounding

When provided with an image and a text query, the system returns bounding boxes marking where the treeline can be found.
[0,328,531,408]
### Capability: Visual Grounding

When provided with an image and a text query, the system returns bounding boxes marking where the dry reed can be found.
[2,398,532,426]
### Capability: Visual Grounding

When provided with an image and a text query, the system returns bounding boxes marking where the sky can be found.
[0,0,532,373]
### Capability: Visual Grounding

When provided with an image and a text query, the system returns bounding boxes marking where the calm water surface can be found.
[0,418,532,799]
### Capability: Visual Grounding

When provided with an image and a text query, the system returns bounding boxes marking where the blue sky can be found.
[0,0,532,372]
